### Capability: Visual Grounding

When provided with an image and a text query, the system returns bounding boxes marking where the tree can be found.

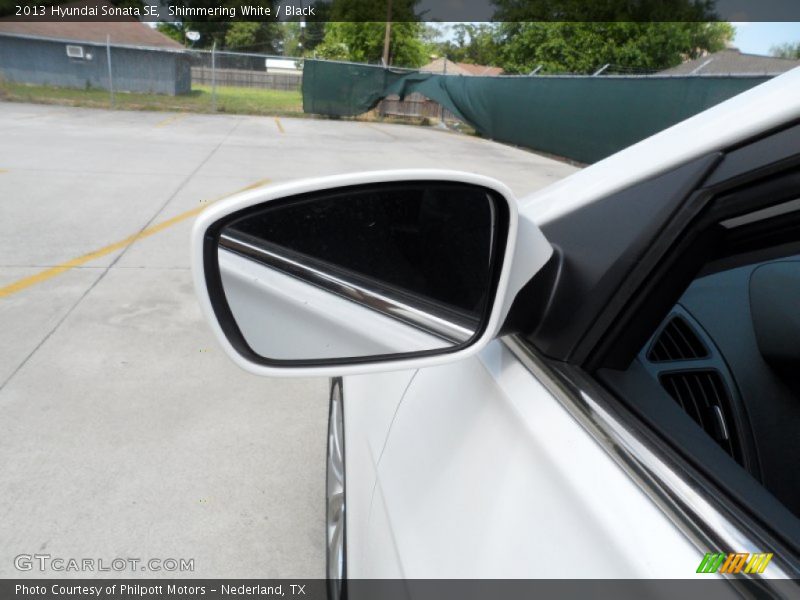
[436,23,501,65]
[496,22,735,74]
[223,21,283,53]
[491,0,719,22]
[313,0,428,67]
[315,21,428,66]
[280,22,304,57]
[296,1,331,55]
[771,42,800,59]
[224,22,261,49]
[157,22,187,45]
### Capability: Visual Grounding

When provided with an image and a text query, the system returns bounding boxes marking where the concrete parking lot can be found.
[0,102,578,578]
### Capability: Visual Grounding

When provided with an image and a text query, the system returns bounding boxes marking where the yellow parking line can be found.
[154,114,187,128]
[0,178,271,298]
[274,117,285,134]
[21,112,53,120]
[0,169,8,174]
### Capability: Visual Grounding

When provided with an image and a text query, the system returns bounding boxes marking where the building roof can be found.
[420,57,503,77]
[659,48,800,76]
[0,0,184,49]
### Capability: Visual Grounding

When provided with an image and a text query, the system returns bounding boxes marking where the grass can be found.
[0,81,304,116]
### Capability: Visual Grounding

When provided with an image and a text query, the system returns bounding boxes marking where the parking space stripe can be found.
[0,177,271,298]
[155,114,187,128]
[0,169,8,174]
[274,117,285,134]
[19,112,53,120]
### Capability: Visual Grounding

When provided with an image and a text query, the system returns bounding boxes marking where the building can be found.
[659,48,800,76]
[0,0,190,95]
[420,58,503,77]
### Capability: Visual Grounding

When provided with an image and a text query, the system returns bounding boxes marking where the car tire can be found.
[326,377,346,598]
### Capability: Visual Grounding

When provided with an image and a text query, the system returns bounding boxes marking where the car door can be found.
[349,341,701,578]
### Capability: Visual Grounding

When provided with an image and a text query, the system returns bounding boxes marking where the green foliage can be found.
[491,0,718,21]
[156,23,187,45]
[297,1,331,55]
[771,42,800,59]
[316,22,428,67]
[224,22,260,49]
[314,0,427,67]
[221,21,284,52]
[437,24,501,65]
[162,0,281,51]
[327,0,419,21]
[497,22,735,74]
[486,0,732,73]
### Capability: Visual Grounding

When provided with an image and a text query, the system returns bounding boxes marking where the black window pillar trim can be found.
[578,124,800,373]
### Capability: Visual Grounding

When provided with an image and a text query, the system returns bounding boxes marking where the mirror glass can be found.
[214,182,504,362]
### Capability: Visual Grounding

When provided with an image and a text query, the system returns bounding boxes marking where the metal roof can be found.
[0,0,184,50]
[659,49,800,76]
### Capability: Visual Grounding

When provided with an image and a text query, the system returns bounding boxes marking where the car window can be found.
[600,245,800,517]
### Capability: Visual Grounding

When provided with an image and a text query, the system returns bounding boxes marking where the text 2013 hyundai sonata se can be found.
[192,69,800,588]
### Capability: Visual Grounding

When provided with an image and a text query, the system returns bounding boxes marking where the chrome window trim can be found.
[219,231,475,344]
[503,335,799,586]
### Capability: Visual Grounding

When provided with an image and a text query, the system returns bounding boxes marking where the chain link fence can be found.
[184,47,303,113]
[188,49,303,92]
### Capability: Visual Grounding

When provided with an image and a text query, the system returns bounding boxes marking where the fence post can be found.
[106,34,114,108]
[211,41,217,112]
[440,56,446,123]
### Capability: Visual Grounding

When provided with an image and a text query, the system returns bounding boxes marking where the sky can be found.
[731,22,800,55]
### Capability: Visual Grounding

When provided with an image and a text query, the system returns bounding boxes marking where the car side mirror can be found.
[192,171,552,376]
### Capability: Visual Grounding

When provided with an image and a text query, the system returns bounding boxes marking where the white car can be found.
[193,69,800,592]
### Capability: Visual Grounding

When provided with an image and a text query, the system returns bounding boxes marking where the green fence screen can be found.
[302,59,771,164]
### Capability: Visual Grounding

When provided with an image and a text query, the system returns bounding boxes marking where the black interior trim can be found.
[590,168,800,372]
[704,122,800,190]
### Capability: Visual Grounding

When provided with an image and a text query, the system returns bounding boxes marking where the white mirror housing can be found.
[191,170,552,376]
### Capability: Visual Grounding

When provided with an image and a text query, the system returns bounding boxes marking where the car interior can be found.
[603,253,800,515]
[597,195,800,522]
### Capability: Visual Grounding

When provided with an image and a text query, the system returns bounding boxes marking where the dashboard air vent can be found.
[648,316,708,362]
[659,370,739,462]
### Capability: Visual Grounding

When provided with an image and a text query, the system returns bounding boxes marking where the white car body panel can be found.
[346,343,702,578]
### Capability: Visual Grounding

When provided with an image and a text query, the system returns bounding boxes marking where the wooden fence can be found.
[377,92,460,121]
[191,67,302,91]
